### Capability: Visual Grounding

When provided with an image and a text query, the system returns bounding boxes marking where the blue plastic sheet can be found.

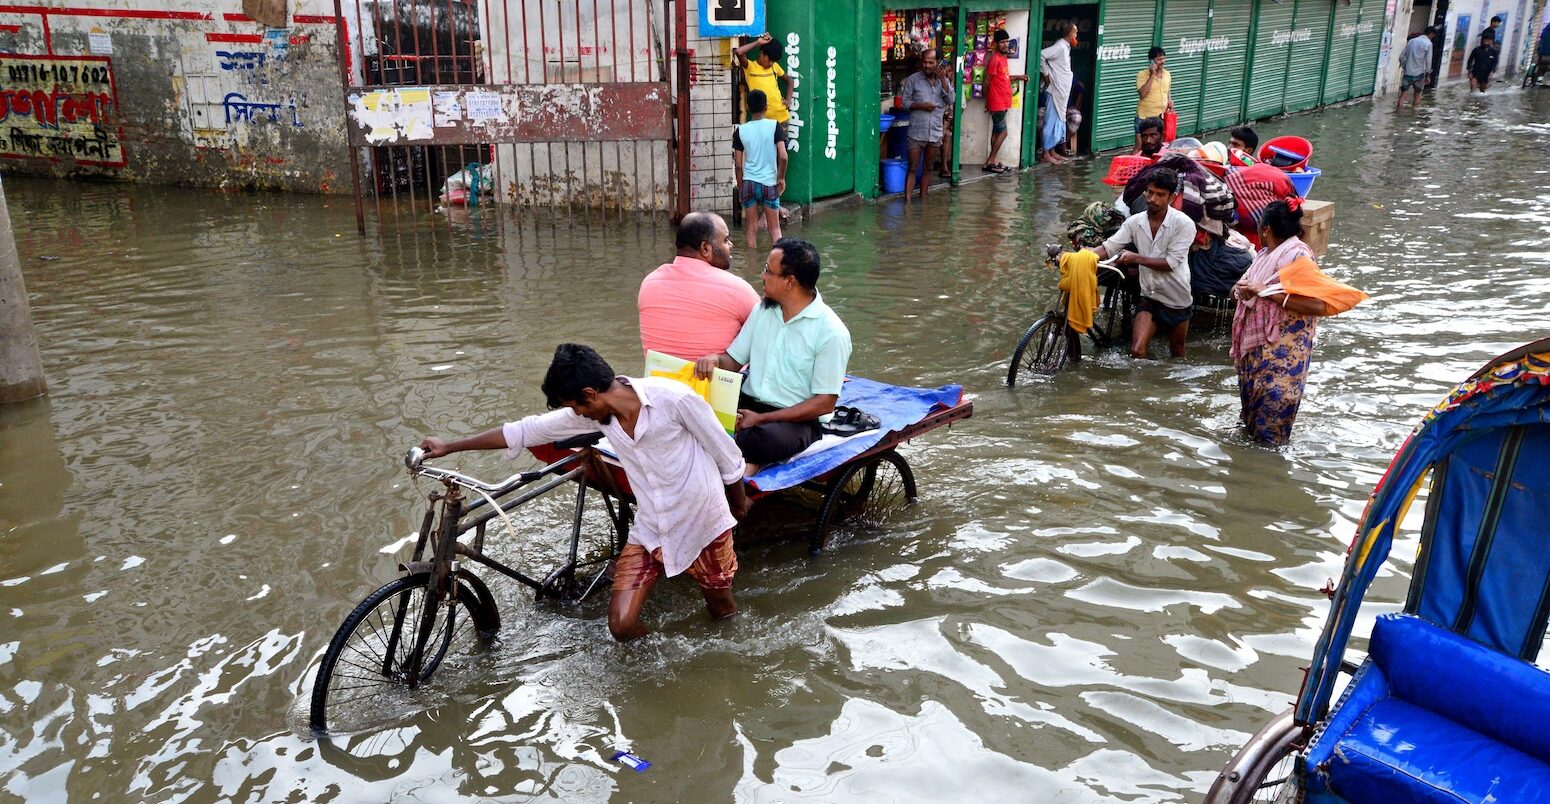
[747,377,963,493]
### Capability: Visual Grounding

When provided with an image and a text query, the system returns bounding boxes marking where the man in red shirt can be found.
[983,29,1028,174]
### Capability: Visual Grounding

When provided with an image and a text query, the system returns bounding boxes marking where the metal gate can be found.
[331,0,687,230]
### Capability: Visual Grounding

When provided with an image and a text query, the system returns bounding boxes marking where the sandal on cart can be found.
[821,406,882,437]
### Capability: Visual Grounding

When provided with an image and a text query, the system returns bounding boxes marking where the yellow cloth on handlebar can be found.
[1059,250,1100,334]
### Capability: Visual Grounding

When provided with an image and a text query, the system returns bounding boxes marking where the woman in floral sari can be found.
[1230,199,1367,446]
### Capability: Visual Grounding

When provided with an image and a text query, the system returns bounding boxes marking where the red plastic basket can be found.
[1102,155,1152,187]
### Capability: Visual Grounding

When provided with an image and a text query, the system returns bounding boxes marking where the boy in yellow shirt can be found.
[735,33,791,124]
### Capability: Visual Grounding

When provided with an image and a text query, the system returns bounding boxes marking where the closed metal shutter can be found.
[1245,0,1295,119]
[1349,0,1382,96]
[1322,0,1361,103]
[1093,0,1161,151]
[1283,0,1332,113]
[1161,0,1212,136]
[1199,0,1253,132]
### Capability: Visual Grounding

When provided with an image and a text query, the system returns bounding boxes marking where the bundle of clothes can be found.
[1070,137,1301,301]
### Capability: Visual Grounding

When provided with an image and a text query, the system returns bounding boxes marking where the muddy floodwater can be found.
[2,87,1548,802]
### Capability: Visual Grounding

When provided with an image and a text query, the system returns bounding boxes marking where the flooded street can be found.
[2,86,1548,802]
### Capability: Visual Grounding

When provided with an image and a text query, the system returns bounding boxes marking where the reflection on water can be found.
[2,87,1548,801]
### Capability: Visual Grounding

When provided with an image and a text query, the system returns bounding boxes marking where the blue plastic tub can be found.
[1287,166,1321,198]
[880,114,894,133]
[880,158,907,194]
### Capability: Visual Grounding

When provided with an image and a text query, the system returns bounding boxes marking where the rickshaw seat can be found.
[1305,613,1550,802]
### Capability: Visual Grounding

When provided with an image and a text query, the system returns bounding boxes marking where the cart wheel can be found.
[1203,708,1303,804]
[1008,314,1069,385]
[811,451,917,554]
[309,570,499,735]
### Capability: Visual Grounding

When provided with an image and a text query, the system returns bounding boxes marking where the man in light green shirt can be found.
[696,237,851,474]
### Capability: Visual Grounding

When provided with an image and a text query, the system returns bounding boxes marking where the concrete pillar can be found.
[0,178,46,404]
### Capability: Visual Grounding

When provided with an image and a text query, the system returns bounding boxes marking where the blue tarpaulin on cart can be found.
[748,377,963,493]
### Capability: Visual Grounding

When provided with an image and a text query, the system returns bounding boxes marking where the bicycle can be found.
[1007,245,1135,384]
[309,435,628,735]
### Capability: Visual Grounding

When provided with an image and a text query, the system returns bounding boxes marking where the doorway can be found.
[1040,4,1098,156]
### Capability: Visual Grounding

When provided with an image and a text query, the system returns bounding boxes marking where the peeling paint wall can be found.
[0,0,354,193]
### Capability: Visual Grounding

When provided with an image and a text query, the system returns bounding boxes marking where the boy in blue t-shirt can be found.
[732,90,788,251]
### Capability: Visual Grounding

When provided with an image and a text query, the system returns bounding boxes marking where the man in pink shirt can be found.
[639,212,760,361]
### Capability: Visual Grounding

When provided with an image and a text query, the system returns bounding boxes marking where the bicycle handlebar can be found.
[404,444,588,496]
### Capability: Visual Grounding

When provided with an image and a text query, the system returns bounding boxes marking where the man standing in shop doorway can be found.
[900,48,955,201]
[984,29,1029,174]
[1039,21,1077,165]
[1135,46,1172,151]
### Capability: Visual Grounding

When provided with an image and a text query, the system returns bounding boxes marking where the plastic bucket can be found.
[881,159,907,194]
[880,114,894,133]
[1258,135,1312,171]
[1286,166,1321,197]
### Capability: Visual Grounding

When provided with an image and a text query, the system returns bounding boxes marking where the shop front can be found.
[1036,4,1099,157]
[768,0,1045,207]
[879,7,960,191]
[957,10,1035,171]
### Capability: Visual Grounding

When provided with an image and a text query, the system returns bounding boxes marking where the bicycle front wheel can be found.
[1008,314,1069,385]
[309,570,498,734]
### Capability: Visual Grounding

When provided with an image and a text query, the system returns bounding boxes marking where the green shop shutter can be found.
[1283,0,1332,113]
[1321,0,1360,103]
[1093,0,1160,151]
[1161,0,1211,136]
[1349,0,1382,96]
[1245,0,1295,119]
[1198,0,1253,132]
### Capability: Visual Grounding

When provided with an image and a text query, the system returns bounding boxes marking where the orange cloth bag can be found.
[1280,256,1368,315]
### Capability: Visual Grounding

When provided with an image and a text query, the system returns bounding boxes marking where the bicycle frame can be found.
[393,444,634,687]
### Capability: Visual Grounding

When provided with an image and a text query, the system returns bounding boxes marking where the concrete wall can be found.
[0,0,354,193]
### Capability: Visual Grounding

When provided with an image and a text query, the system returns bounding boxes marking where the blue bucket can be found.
[881,158,907,194]
[1287,166,1321,198]
[880,114,894,133]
